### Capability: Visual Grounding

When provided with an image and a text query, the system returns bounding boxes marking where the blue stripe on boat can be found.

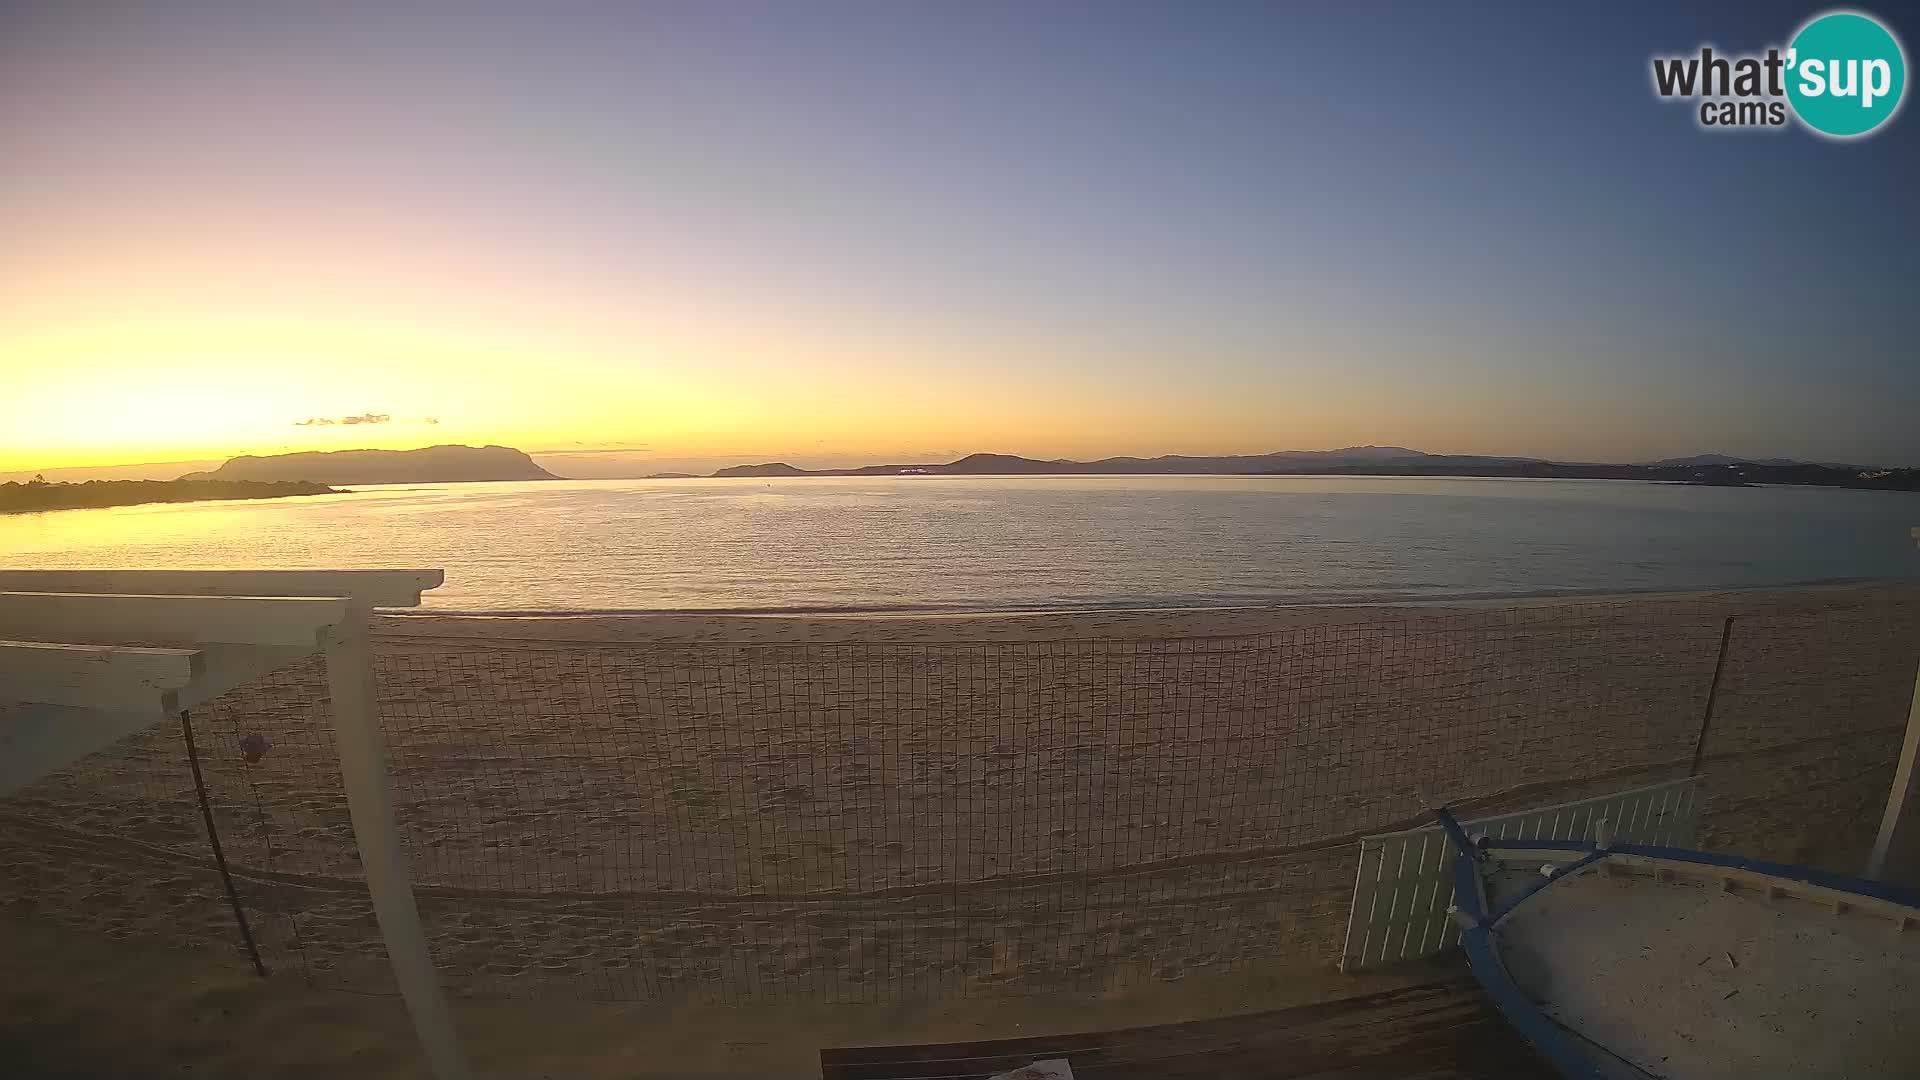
[1432,805,1920,1079]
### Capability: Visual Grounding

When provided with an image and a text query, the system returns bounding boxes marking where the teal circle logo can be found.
[1786,11,1907,137]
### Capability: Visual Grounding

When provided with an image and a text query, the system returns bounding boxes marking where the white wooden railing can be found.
[0,569,468,1080]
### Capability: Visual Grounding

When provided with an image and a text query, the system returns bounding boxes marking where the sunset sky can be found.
[3,1,1916,478]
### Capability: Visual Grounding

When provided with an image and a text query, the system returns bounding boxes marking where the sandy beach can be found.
[3,582,1917,1073]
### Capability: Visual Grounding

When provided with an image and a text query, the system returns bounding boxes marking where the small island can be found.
[1,477,342,515]
[180,444,557,485]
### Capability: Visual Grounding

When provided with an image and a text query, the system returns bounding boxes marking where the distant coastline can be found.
[17,444,1920,494]
[0,478,341,515]
[181,444,557,485]
[708,448,1920,491]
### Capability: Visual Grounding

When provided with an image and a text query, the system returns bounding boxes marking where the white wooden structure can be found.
[0,569,469,1080]
[1870,633,1920,880]
[1867,526,1920,881]
[1340,778,1701,972]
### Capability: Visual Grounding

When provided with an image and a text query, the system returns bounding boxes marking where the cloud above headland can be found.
[294,413,392,426]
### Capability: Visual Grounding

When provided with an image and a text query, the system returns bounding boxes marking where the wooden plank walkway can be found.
[819,973,1549,1079]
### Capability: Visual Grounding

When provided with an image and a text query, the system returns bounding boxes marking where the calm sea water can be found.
[2,476,1916,611]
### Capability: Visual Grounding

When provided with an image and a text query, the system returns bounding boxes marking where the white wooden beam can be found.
[0,592,350,648]
[1868,653,1920,881]
[324,613,470,1080]
[173,644,319,711]
[0,701,175,794]
[0,568,464,1075]
[2,640,339,715]
[0,640,198,711]
[0,569,443,608]
[0,642,319,788]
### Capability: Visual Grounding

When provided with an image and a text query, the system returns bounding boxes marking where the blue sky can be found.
[2,1,1915,472]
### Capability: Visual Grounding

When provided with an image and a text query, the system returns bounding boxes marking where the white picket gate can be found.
[1339,777,1701,972]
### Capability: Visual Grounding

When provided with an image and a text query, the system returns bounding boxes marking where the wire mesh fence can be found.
[2,590,1915,1003]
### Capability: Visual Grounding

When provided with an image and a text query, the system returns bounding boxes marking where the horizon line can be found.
[7,442,1908,481]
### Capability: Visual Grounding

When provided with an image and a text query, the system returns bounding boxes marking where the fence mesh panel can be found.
[2,593,1915,1002]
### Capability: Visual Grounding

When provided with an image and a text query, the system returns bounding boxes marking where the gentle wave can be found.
[5,475,1916,610]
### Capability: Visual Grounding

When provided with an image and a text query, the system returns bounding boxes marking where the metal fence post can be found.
[178,708,267,977]
[1689,616,1736,776]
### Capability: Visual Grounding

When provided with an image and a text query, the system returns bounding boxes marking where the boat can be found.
[1434,807,1920,1079]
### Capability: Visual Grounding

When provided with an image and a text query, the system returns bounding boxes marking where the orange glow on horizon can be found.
[4,278,1491,473]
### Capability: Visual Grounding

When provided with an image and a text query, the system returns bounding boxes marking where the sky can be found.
[2,1,1916,478]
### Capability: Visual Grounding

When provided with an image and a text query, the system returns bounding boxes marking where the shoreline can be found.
[378,575,1911,620]
[369,579,1920,647]
[0,479,344,515]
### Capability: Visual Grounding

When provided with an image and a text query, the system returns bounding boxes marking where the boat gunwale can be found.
[1441,820,1920,1079]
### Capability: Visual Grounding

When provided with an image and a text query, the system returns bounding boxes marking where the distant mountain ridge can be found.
[708,448,1919,490]
[1648,454,1860,469]
[717,446,1539,477]
[159,443,1916,491]
[713,461,812,477]
[717,446,1544,477]
[181,444,558,485]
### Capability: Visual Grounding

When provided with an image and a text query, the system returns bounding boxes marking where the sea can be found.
[2,475,1917,611]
